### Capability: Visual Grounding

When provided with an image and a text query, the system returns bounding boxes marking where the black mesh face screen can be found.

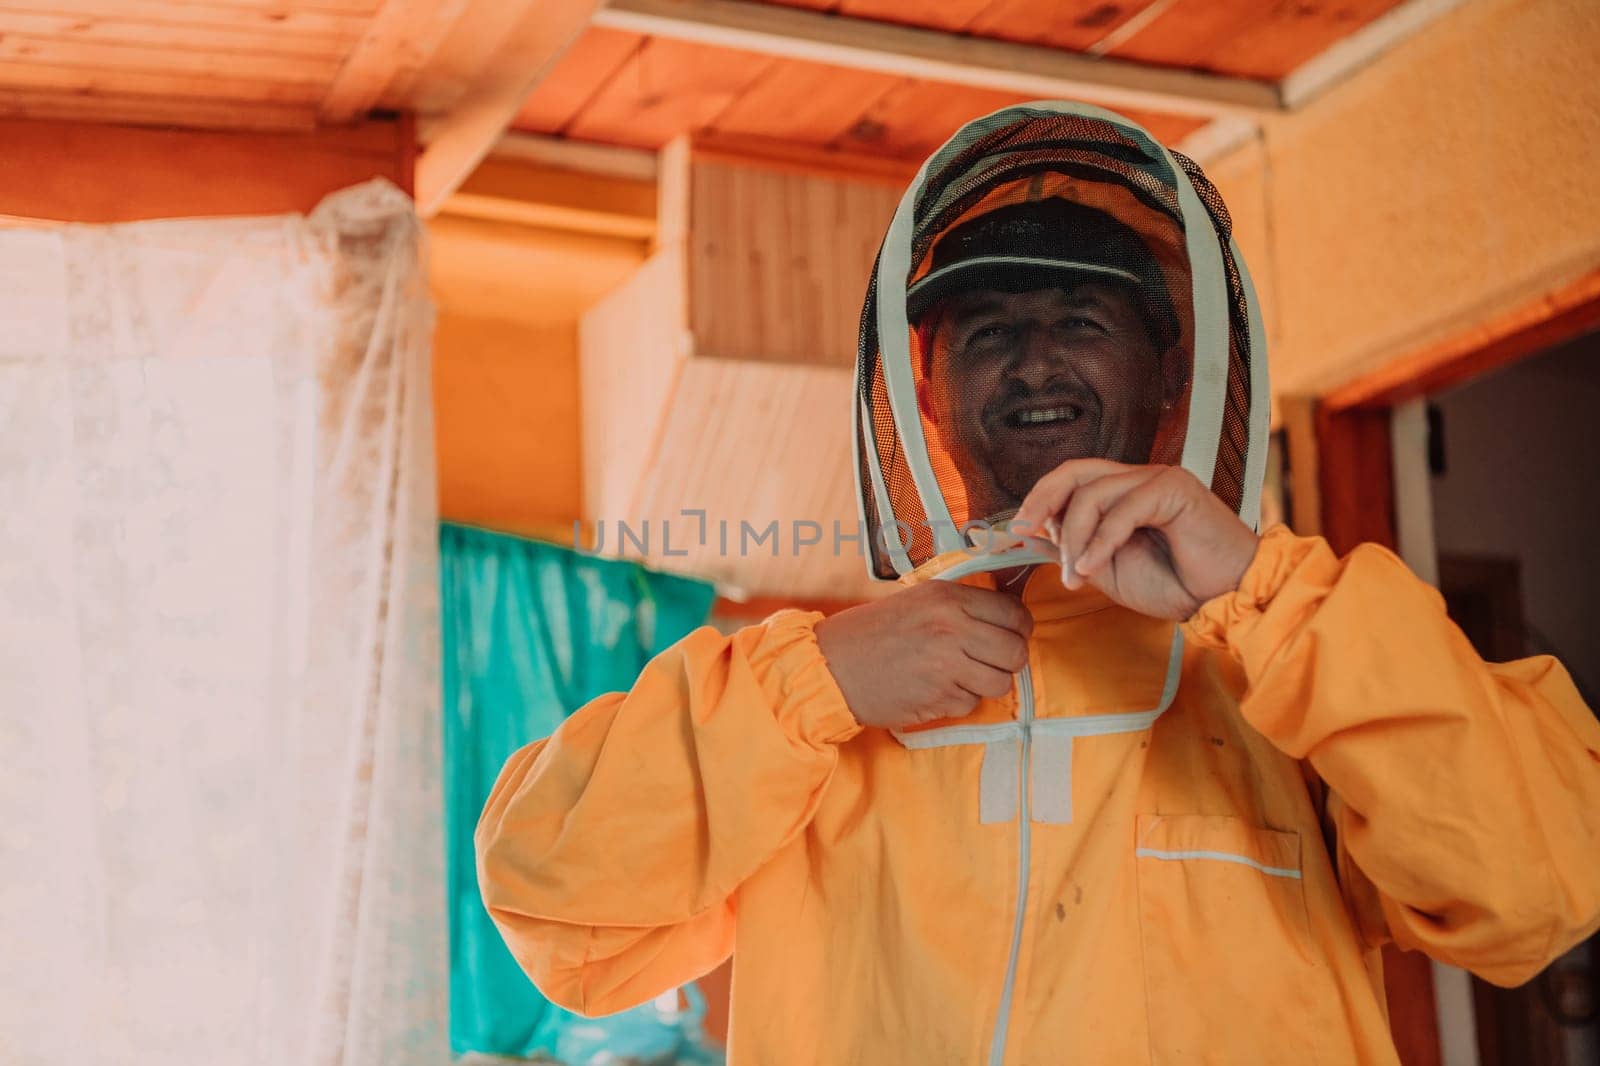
[855,107,1260,580]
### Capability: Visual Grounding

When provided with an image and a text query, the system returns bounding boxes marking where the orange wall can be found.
[429,213,648,540]
[1208,0,1600,400]
[0,117,410,223]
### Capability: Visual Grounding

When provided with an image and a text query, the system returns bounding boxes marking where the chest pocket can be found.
[1134,814,1340,1065]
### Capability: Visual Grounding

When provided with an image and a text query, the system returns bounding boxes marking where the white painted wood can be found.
[593,0,1283,118]
[1392,398,1479,1065]
[1391,398,1440,587]
[1432,961,1483,1066]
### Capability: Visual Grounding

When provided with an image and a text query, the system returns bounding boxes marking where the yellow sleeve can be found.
[1185,527,1600,987]
[475,609,860,1016]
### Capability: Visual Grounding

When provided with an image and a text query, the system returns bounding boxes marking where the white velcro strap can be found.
[980,740,1021,825]
[1029,734,1074,825]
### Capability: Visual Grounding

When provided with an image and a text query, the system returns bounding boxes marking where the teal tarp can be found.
[441,523,716,1057]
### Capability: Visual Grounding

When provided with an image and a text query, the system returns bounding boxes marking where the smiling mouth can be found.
[1005,403,1085,428]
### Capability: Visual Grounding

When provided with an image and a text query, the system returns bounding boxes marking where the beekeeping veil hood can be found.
[854,102,1269,579]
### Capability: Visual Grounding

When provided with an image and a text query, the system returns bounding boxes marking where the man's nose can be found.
[1003,325,1069,389]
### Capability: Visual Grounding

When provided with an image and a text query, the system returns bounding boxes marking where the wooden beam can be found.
[1173,115,1259,165]
[687,130,914,186]
[414,0,602,216]
[1324,265,1600,411]
[321,0,473,122]
[0,89,316,133]
[591,0,1284,119]
[1314,402,1395,555]
[0,117,409,223]
[488,132,658,182]
[1279,394,1322,538]
[441,193,653,239]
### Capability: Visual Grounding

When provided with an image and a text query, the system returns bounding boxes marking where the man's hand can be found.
[814,582,1033,730]
[1013,460,1259,621]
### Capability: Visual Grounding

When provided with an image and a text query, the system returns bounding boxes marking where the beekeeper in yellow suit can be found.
[476,102,1600,1064]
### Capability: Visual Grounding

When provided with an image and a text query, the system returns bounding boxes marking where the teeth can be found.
[1016,406,1079,424]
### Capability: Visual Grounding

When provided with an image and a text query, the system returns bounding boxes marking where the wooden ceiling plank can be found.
[1234,2,1410,82]
[562,36,776,150]
[415,0,602,216]
[404,1,543,114]
[592,0,1284,118]
[0,61,328,102]
[706,57,901,147]
[1105,0,1406,82]
[0,1,369,38]
[828,77,1025,159]
[141,0,381,13]
[512,27,644,135]
[0,33,338,83]
[961,0,1166,53]
[0,10,356,58]
[320,0,472,122]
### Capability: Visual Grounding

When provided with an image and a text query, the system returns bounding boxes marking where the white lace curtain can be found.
[0,181,447,1066]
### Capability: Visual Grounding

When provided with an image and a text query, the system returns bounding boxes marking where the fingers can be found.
[948,583,1034,638]
[960,619,1030,673]
[1013,458,1133,541]
[953,659,1016,703]
[1075,471,1191,576]
[1056,467,1163,587]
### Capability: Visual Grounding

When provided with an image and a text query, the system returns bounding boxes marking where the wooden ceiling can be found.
[0,0,377,132]
[756,0,1408,81]
[0,0,1432,205]
[513,28,1206,162]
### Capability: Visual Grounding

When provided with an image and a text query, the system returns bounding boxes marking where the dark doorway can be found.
[1429,328,1600,1066]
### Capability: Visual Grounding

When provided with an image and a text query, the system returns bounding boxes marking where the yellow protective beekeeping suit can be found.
[478,527,1600,1063]
[477,103,1600,1064]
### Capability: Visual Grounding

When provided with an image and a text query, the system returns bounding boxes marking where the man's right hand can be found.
[813,582,1034,730]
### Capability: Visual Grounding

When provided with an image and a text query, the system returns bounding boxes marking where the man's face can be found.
[921,283,1180,518]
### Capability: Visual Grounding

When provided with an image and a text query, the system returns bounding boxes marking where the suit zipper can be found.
[988,662,1034,1066]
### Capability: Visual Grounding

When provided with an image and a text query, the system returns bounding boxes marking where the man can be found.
[477,103,1600,1064]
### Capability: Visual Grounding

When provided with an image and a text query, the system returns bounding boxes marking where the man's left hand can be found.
[1013,460,1260,621]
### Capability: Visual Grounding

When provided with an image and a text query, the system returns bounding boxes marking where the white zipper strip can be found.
[989,661,1034,1066]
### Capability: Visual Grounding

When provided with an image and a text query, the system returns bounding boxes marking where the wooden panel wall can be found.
[580,139,901,599]
[685,151,901,367]
[0,116,410,223]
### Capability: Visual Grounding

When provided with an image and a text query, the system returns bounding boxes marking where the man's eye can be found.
[1058,316,1106,332]
[968,324,1011,345]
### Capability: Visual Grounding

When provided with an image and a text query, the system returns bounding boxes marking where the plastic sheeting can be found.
[0,180,445,1065]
